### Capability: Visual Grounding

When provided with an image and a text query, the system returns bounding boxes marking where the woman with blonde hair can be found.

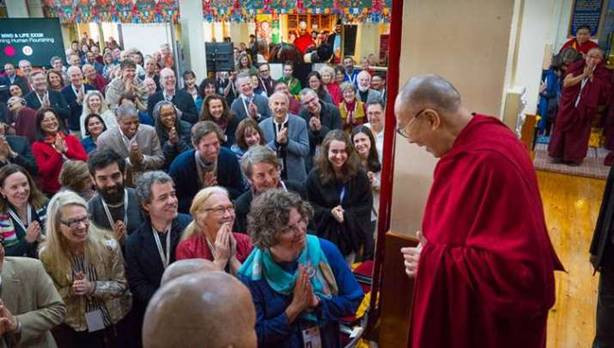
[175,186,252,274]
[319,65,342,105]
[79,90,117,136]
[39,190,132,347]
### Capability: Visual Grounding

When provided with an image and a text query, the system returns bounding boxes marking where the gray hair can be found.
[115,104,139,121]
[66,66,82,76]
[269,91,289,105]
[357,70,371,81]
[50,56,62,65]
[160,68,174,80]
[241,145,281,179]
[340,82,356,93]
[152,100,178,121]
[299,88,318,101]
[319,65,335,78]
[235,73,252,90]
[247,189,313,249]
[191,121,224,146]
[135,171,174,206]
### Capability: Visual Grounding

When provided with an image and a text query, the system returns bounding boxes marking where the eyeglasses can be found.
[60,216,90,228]
[396,108,425,139]
[204,205,235,215]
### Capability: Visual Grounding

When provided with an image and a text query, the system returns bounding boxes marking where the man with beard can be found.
[356,70,382,104]
[233,145,305,233]
[125,171,191,341]
[87,149,144,244]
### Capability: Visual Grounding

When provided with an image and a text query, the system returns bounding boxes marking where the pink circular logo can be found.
[3,45,16,57]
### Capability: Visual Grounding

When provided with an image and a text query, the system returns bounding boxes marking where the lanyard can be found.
[339,185,347,203]
[242,96,253,118]
[8,204,32,232]
[152,225,172,269]
[100,189,128,230]
[35,91,48,106]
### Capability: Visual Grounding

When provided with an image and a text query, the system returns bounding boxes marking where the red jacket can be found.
[176,232,253,263]
[32,134,88,194]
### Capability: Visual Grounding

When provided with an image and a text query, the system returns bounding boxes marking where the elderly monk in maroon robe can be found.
[548,48,610,165]
[395,74,563,348]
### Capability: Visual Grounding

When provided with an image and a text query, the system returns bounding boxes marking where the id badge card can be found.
[85,309,105,332]
[302,326,322,348]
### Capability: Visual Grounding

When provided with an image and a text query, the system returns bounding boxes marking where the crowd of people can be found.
[537,25,614,166]
[0,33,387,347]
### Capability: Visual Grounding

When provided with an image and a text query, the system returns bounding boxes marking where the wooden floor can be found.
[538,170,605,348]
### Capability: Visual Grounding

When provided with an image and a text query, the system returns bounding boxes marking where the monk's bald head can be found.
[395,74,472,158]
[586,48,604,67]
[143,272,257,348]
[160,259,217,285]
[396,74,462,115]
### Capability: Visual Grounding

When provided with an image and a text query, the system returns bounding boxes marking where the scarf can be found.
[44,132,65,144]
[238,235,338,324]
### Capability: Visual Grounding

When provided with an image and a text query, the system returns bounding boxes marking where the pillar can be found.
[26,0,44,17]
[179,0,207,79]
[5,0,28,17]
[355,23,381,62]
[229,23,252,47]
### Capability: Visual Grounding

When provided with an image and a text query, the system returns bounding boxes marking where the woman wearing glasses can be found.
[176,186,252,274]
[39,190,132,347]
[238,189,363,347]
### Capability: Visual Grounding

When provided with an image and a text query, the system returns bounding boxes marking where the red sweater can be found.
[176,232,253,263]
[32,134,88,194]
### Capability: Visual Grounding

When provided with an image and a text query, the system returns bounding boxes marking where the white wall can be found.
[509,0,557,115]
[390,0,516,236]
[121,23,172,57]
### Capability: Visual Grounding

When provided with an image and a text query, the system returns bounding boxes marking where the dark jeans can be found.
[594,265,614,348]
[53,311,139,348]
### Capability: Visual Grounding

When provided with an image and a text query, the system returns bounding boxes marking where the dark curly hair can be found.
[247,189,313,249]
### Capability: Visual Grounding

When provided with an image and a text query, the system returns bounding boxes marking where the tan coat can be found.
[0,257,65,348]
[40,239,132,332]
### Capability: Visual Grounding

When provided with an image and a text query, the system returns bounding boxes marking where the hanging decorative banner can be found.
[42,0,389,23]
[43,0,180,24]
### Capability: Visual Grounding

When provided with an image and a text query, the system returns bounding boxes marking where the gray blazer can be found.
[231,94,271,122]
[356,89,382,103]
[0,257,65,348]
[96,125,165,186]
[259,114,310,183]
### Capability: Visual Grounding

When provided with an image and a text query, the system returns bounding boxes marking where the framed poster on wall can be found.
[0,18,65,67]
[569,0,604,36]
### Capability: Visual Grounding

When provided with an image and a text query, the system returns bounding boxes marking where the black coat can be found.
[24,90,70,124]
[299,101,342,170]
[147,90,198,124]
[61,84,96,131]
[0,75,29,103]
[233,180,306,234]
[305,168,372,256]
[125,214,192,312]
[591,165,614,269]
[1,135,38,176]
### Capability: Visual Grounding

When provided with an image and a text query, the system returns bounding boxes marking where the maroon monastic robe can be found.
[548,60,610,163]
[411,115,563,348]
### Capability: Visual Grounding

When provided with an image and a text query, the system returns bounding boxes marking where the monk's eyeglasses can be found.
[396,108,426,139]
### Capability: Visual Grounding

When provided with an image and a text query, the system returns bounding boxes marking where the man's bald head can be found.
[160,259,217,285]
[395,74,472,158]
[143,272,257,348]
[396,74,461,114]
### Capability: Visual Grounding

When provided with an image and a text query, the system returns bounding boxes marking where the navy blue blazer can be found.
[61,84,96,131]
[125,213,192,311]
[24,90,70,124]
[169,147,245,213]
[147,90,198,124]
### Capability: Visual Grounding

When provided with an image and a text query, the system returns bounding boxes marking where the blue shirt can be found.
[239,238,364,348]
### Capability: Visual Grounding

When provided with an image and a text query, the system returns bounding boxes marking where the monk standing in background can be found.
[396,74,563,348]
[548,48,610,165]
[559,25,599,56]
